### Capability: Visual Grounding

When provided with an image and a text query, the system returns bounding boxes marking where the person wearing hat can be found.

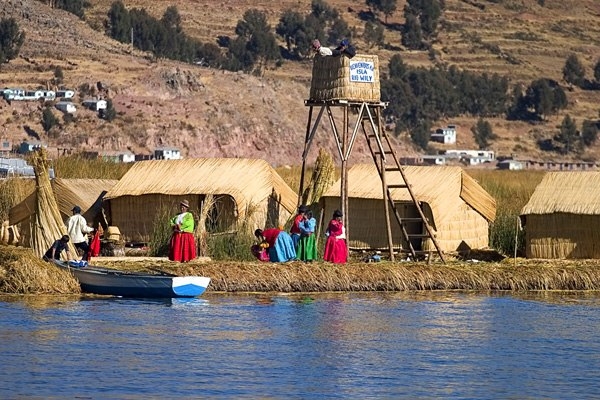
[290,205,308,250]
[67,205,94,261]
[335,38,356,58]
[43,234,72,262]
[169,199,196,262]
[323,209,348,263]
[312,39,334,56]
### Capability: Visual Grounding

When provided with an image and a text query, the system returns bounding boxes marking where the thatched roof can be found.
[322,165,496,224]
[521,171,600,215]
[103,158,297,214]
[9,178,118,225]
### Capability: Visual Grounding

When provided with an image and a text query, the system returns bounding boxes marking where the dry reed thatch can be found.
[0,245,79,294]
[309,55,380,102]
[520,172,600,259]
[4,249,600,294]
[320,165,496,251]
[302,149,336,207]
[28,149,75,258]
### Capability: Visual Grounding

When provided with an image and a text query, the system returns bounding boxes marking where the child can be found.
[297,210,317,262]
[43,235,72,261]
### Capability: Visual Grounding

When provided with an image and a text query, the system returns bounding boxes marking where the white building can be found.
[444,149,495,162]
[430,125,457,144]
[154,147,182,160]
[82,99,107,111]
[56,90,75,99]
[55,101,77,114]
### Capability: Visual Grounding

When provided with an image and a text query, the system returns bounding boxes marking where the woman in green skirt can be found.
[297,210,318,262]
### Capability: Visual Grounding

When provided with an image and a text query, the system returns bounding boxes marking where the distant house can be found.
[0,139,12,157]
[82,99,107,111]
[430,125,457,144]
[154,147,182,160]
[0,157,54,178]
[55,101,77,114]
[444,150,495,165]
[83,150,135,163]
[56,90,75,99]
[497,160,525,170]
[18,140,45,154]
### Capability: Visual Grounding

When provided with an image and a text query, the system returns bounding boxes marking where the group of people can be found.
[45,200,349,265]
[44,205,96,262]
[312,38,356,59]
[252,206,348,264]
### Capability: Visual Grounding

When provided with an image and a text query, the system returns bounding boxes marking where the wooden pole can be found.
[341,105,349,253]
[298,106,314,206]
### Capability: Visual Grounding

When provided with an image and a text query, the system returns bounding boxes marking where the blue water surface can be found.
[1,291,600,399]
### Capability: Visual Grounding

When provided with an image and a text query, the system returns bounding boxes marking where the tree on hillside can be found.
[101,99,117,122]
[41,107,59,133]
[106,1,131,43]
[55,0,90,20]
[524,78,567,121]
[401,14,423,50]
[410,120,432,150]
[161,5,182,34]
[471,118,496,149]
[366,0,397,24]
[581,119,598,147]
[594,59,600,84]
[363,20,385,49]
[0,18,25,66]
[555,114,578,154]
[276,10,305,53]
[562,54,586,88]
[228,9,279,73]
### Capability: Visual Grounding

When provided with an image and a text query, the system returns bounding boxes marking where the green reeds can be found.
[51,155,132,179]
[468,169,545,256]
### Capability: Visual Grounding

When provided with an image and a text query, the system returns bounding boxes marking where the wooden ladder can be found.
[359,106,446,263]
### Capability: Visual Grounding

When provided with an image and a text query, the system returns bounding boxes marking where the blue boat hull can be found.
[53,261,210,298]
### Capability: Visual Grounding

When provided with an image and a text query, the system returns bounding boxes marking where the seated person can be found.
[335,38,356,58]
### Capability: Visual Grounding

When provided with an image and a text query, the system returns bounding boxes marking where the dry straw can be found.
[309,55,380,102]
[28,149,76,258]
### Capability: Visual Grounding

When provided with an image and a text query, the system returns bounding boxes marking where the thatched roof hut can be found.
[9,178,118,246]
[320,165,496,252]
[520,171,600,259]
[102,158,297,242]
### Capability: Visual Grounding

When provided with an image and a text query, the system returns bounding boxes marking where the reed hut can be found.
[102,158,297,242]
[520,171,600,259]
[8,178,117,247]
[320,165,496,252]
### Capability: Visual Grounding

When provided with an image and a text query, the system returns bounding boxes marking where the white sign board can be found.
[349,60,375,83]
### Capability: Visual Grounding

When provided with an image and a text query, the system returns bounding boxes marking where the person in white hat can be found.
[169,199,196,262]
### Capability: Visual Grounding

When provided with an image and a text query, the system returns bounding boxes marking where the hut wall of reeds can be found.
[8,178,117,246]
[102,158,297,242]
[309,55,380,102]
[320,165,496,252]
[520,172,600,259]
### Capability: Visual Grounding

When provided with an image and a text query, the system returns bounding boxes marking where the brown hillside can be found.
[1,0,600,166]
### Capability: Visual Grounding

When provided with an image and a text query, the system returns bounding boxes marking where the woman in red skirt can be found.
[169,200,196,262]
[323,209,348,264]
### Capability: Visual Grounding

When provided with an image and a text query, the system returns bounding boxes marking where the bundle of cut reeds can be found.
[29,149,75,258]
[302,148,336,206]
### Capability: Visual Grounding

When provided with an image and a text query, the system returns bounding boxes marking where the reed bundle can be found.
[0,245,79,294]
[309,55,380,102]
[28,149,75,258]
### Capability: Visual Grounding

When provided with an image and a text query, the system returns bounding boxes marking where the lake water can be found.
[1,291,600,399]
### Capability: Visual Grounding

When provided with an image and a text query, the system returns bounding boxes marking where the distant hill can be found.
[1,0,599,166]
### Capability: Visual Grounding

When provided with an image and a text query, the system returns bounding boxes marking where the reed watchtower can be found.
[301,54,445,262]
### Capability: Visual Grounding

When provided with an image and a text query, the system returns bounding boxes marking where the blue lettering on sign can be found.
[349,60,375,83]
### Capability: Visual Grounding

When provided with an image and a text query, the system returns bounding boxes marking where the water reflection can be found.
[2,291,600,398]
